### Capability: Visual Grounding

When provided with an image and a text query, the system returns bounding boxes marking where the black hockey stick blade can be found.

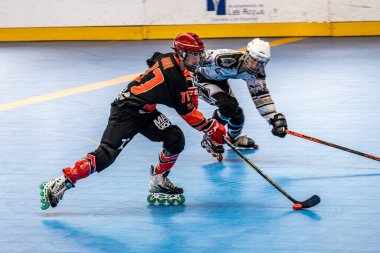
[300,195,321,208]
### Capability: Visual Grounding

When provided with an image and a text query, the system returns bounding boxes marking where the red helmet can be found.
[173,32,204,55]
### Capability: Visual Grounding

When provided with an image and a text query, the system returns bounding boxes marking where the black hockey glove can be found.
[269,113,288,138]
[146,52,164,68]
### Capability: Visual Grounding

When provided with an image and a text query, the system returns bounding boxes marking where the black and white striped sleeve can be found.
[246,78,277,123]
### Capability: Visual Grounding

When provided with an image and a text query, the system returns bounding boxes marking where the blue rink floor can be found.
[0,36,379,253]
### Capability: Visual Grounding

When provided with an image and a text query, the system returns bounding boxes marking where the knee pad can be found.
[91,143,121,172]
[214,93,239,118]
[162,125,185,154]
[229,107,245,126]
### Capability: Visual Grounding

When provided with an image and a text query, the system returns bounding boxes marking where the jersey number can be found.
[180,91,191,104]
[131,66,164,95]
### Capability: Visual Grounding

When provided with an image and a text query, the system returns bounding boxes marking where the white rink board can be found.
[145,0,329,24]
[0,0,144,28]
[0,0,379,28]
[330,0,380,22]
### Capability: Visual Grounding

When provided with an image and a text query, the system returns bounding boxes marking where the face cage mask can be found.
[182,50,205,72]
[244,54,269,74]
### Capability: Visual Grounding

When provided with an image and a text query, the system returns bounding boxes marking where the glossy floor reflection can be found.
[0,37,379,253]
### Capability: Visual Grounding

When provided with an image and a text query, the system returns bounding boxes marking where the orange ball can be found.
[292,203,303,210]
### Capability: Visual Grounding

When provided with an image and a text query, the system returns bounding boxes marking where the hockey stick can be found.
[286,130,380,162]
[223,136,320,209]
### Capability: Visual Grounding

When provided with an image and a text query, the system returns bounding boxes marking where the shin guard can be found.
[227,121,243,139]
[62,154,96,184]
[154,149,179,174]
[212,110,230,126]
[227,107,245,139]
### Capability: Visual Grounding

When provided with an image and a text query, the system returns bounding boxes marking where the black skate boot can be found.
[147,166,185,205]
[39,175,74,210]
[201,134,224,162]
[231,135,259,150]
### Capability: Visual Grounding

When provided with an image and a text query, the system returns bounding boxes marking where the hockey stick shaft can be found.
[285,130,380,162]
[223,136,298,203]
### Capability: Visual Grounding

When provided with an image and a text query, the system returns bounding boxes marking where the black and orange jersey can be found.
[113,52,210,131]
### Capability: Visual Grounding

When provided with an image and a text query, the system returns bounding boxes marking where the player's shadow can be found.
[228,148,259,154]
[197,148,323,222]
[42,220,130,253]
[147,203,186,214]
[200,148,259,165]
[147,201,187,222]
[282,209,322,220]
[224,148,259,160]
[146,204,189,250]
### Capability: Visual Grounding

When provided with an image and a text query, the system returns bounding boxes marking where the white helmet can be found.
[244,38,270,73]
[247,38,270,62]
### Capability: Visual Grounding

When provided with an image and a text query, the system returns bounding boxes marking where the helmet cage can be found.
[247,51,270,64]
[243,53,269,74]
[181,51,205,72]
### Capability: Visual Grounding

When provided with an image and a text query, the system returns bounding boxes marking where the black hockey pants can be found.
[90,104,185,172]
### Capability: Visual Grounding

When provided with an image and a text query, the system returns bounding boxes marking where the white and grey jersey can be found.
[196,49,277,122]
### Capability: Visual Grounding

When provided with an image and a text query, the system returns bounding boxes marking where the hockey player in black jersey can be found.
[39,32,228,209]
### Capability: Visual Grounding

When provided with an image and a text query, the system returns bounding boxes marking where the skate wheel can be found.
[167,198,176,205]
[157,198,166,204]
[217,153,223,162]
[39,182,47,190]
[40,202,50,210]
[176,195,185,205]
[147,194,156,204]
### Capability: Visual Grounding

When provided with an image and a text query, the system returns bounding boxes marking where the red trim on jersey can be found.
[143,104,156,112]
[181,108,206,129]
[173,54,192,78]
[161,57,174,70]
[173,54,181,67]
[183,68,191,77]
[194,119,210,131]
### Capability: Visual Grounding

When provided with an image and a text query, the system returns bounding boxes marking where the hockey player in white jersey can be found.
[196,38,288,157]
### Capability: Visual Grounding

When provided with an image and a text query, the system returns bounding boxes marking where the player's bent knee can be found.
[230,107,245,125]
[91,143,121,172]
[218,96,239,117]
[163,126,185,154]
